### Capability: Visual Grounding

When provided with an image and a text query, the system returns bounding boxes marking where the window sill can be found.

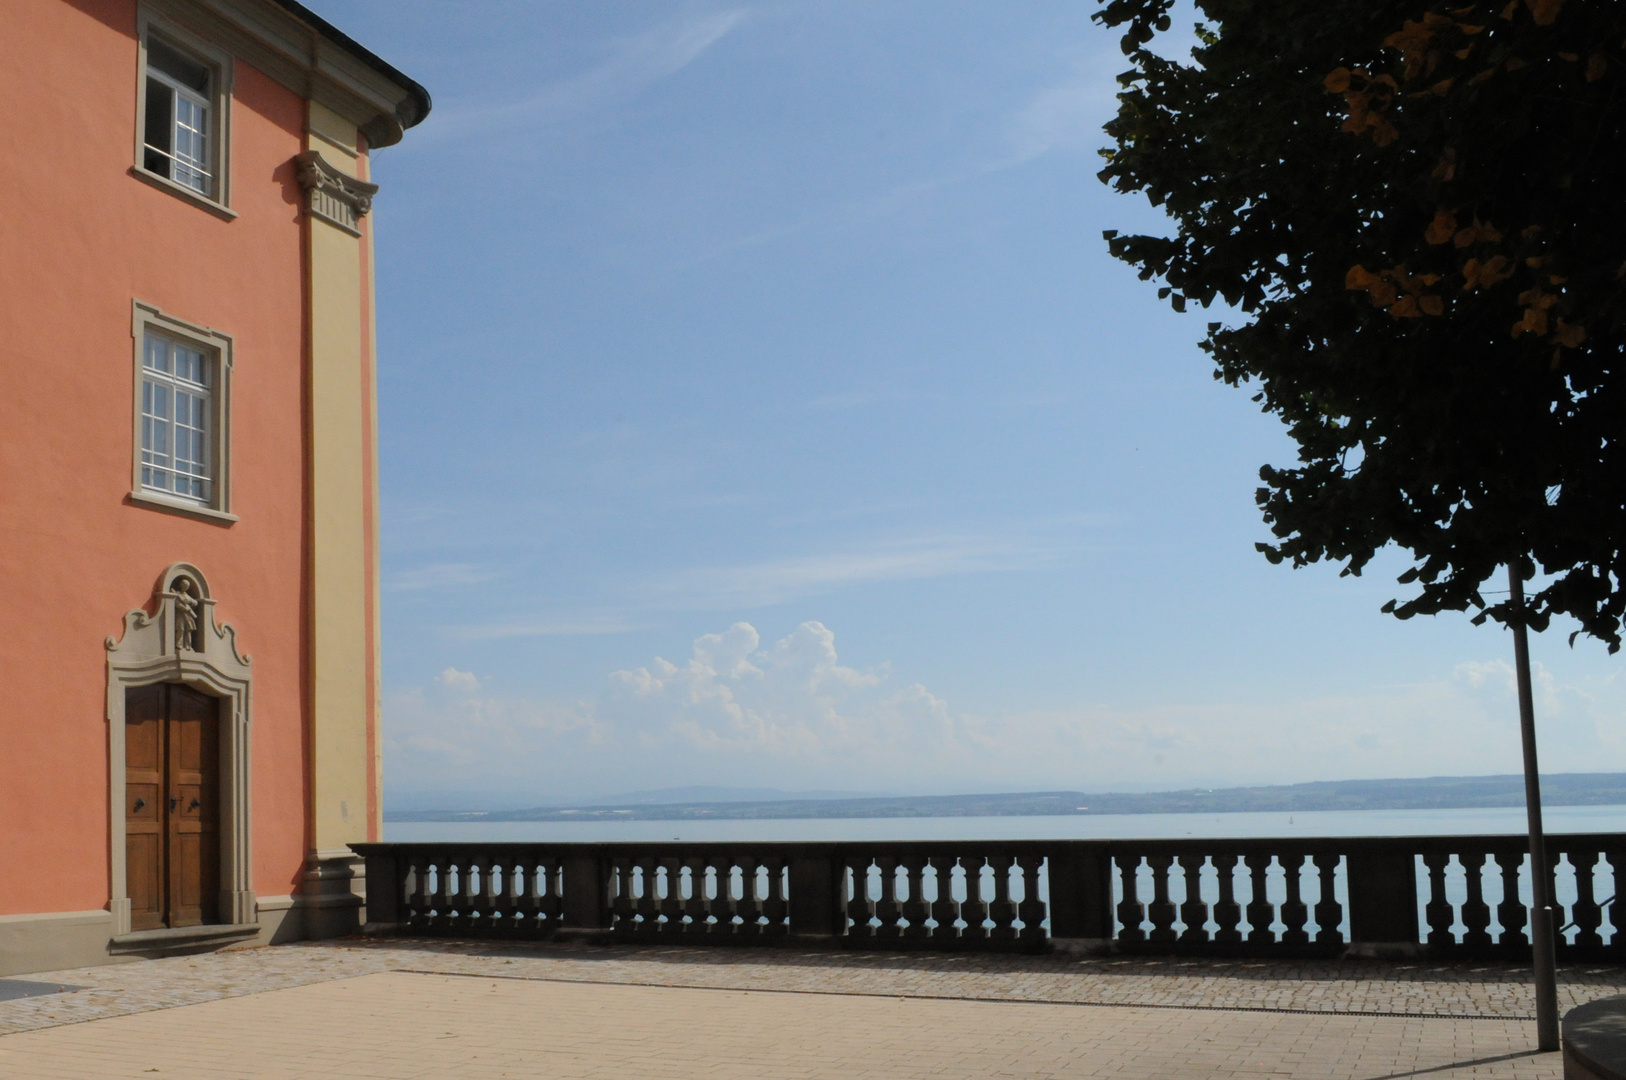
[129,167,236,221]
[129,490,237,525]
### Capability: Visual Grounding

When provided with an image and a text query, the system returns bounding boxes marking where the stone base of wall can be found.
[0,881,362,977]
[0,910,126,976]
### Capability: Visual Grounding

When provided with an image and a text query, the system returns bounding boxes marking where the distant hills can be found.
[383,772,1626,823]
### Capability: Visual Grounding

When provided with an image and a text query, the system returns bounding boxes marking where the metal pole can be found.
[1509,563,1560,1051]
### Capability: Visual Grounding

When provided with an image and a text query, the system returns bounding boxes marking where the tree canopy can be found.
[1095,0,1626,649]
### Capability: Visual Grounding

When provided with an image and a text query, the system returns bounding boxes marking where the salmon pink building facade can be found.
[0,0,427,974]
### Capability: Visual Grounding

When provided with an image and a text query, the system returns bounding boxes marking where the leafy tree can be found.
[1095,0,1626,649]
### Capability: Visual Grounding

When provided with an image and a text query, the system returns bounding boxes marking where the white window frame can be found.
[130,302,236,524]
[132,11,234,218]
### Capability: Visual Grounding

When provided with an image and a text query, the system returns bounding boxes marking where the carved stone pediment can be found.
[107,562,250,671]
[294,150,379,237]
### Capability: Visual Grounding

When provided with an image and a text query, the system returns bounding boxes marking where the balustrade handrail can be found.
[352,831,1626,959]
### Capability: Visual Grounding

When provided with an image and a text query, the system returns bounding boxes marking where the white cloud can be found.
[388,563,496,591]
[1008,65,1119,161]
[646,534,1057,609]
[437,667,481,692]
[420,8,747,142]
[384,621,1626,804]
[447,617,641,641]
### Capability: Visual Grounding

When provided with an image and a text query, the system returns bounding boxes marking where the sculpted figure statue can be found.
[173,576,201,652]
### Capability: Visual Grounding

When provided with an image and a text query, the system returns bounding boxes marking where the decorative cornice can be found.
[295,150,378,236]
[142,0,428,147]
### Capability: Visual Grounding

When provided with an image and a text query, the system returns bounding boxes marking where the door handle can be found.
[170,798,178,811]
[189,798,201,811]
[133,797,146,812]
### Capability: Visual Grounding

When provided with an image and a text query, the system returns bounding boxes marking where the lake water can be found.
[386,803,1626,845]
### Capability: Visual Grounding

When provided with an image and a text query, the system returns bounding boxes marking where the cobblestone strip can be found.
[3,937,1625,1038]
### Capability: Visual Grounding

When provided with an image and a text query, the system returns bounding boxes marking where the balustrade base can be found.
[1049,937,1114,957]
[555,927,614,945]
[1346,941,1427,960]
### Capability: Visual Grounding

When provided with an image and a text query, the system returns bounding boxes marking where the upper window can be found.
[133,23,232,215]
[143,40,213,195]
[130,302,234,523]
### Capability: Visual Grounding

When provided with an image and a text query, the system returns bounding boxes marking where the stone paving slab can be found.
[3,937,1626,1038]
[0,970,1572,1079]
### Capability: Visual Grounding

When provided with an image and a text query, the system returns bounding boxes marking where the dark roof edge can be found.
[267,0,431,133]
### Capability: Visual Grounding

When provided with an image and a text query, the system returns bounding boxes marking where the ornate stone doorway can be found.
[106,564,254,942]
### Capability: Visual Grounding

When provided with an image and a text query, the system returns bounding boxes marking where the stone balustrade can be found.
[351,833,1626,958]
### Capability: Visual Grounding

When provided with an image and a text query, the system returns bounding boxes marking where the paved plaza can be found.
[2,939,1624,1078]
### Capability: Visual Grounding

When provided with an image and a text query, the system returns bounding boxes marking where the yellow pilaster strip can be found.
[299,102,380,935]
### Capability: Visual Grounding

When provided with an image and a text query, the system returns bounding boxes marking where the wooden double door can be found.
[126,683,220,931]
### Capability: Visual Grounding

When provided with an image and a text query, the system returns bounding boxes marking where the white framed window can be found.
[143,40,212,195]
[141,334,213,502]
[130,302,235,523]
[133,16,233,216]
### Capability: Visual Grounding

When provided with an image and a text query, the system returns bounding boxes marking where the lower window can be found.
[130,301,233,520]
[141,333,213,502]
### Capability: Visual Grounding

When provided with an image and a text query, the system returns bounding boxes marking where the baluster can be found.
[406,853,431,929]
[1572,848,1604,950]
[608,858,634,932]
[451,856,478,931]
[635,856,662,932]
[693,858,720,934]
[989,855,1020,940]
[547,857,566,926]
[930,858,961,940]
[1421,852,1452,947]
[1243,853,1274,945]
[517,858,541,933]
[1278,855,1309,945]
[1605,845,1626,954]
[444,856,466,930]
[847,857,876,938]
[1212,854,1242,943]
[1492,850,1527,948]
[1116,855,1146,944]
[872,856,902,938]
[648,857,674,933]
[1144,855,1176,943]
[901,855,931,939]
[1461,852,1493,948]
[964,857,993,941]
[488,856,512,932]
[430,853,454,931]
[536,857,559,935]
[682,858,708,930]
[1016,854,1047,943]
[478,855,502,930]
[736,856,762,935]
[759,857,788,937]
[1312,854,1343,947]
[1178,856,1209,945]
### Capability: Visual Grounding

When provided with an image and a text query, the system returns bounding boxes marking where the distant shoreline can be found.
[384,772,1626,823]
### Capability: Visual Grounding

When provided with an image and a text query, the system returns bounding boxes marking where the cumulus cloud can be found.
[384,621,1626,804]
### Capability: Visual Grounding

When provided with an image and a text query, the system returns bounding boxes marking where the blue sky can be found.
[317,1,1625,807]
